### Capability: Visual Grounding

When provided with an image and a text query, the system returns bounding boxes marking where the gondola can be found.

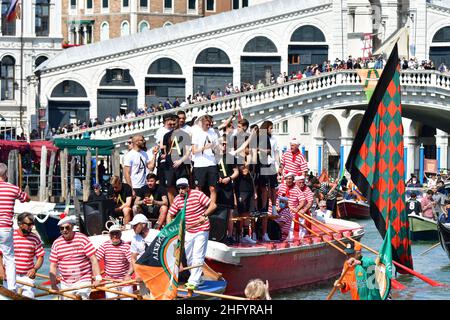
[408,213,438,241]
[437,220,450,260]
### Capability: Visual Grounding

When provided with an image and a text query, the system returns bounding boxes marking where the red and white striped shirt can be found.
[13,230,45,275]
[275,208,293,240]
[281,151,308,176]
[0,181,29,229]
[276,183,305,209]
[49,232,96,284]
[169,190,211,233]
[298,185,314,209]
[95,240,131,279]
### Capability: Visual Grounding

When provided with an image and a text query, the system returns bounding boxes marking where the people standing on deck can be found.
[167,178,217,290]
[406,192,422,216]
[95,225,134,300]
[108,176,133,225]
[279,137,308,178]
[124,135,152,197]
[0,163,30,292]
[191,115,220,206]
[49,216,102,300]
[9,213,44,298]
[421,190,437,220]
[134,173,169,230]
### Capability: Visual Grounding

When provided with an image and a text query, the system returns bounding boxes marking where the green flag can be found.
[375,224,393,300]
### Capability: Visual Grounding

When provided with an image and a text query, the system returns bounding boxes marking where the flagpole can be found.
[19,0,24,136]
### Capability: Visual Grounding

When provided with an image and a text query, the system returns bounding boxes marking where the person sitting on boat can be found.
[49,216,102,300]
[294,175,314,229]
[421,190,437,221]
[334,243,381,300]
[439,199,450,223]
[313,200,333,223]
[244,279,271,300]
[107,176,133,225]
[130,214,153,296]
[272,196,293,241]
[95,224,134,300]
[0,163,30,292]
[88,183,107,202]
[406,192,422,216]
[277,173,306,240]
[432,185,446,217]
[167,178,217,291]
[133,173,169,230]
[342,187,357,201]
[7,213,45,298]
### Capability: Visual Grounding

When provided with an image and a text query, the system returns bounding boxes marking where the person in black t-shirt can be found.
[107,176,133,224]
[160,117,192,205]
[406,192,422,216]
[88,183,107,201]
[134,173,168,230]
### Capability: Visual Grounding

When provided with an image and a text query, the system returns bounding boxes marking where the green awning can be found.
[53,138,114,156]
[68,20,95,25]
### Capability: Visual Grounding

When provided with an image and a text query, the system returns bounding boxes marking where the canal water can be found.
[35,217,450,300]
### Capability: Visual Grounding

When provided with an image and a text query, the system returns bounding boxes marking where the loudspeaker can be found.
[83,199,116,236]
[208,205,229,242]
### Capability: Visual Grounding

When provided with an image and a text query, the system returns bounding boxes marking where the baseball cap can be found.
[93,183,101,189]
[284,172,295,178]
[176,178,189,188]
[108,224,122,233]
[289,137,300,145]
[129,214,149,226]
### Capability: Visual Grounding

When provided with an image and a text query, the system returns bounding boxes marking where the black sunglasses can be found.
[59,225,72,231]
[21,222,34,227]
[178,185,189,190]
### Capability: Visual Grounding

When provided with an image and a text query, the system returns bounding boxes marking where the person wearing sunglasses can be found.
[95,225,133,300]
[0,163,30,292]
[313,200,332,223]
[49,216,102,300]
[8,213,44,298]
[167,178,217,290]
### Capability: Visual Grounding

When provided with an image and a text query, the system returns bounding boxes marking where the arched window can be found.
[432,26,450,42]
[148,58,182,75]
[121,21,130,36]
[35,0,50,36]
[196,48,230,64]
[139,21,149,32]
[290,25,326,42]
[35,56,48,69]
[51,80,87,98]
[1,56,15,100]
[163,21,173,28]
[100,22,109,41]
[244,36,277,53]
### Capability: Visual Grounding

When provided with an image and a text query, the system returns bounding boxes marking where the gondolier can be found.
[167,178,217,290]
[10,213,44,298]
[278,137,308,177]
[95,225,133,300]
[0,163,30,292]
[49,216,102,300]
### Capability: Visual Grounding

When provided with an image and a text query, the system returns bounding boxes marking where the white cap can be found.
[295,175,306,181]
[108,224,122,233]
[289,137,300,145]
[57,215,77,226]
[284,172,295,178]
[129,214,149,226]
[176,178,189,187]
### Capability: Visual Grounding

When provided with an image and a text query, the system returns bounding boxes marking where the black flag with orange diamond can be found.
[345,43,413,271]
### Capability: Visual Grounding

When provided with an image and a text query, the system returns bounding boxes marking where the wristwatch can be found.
[95,275,102,281]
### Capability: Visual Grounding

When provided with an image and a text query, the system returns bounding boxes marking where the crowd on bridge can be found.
[48,55,449,138]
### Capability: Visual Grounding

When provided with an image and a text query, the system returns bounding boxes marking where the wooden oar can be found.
[295,214,407,290]
[327,263,349,300]
[300,213,444,287]
[95,286,149,300]
[15,279,81,300]
[419,242,441,256]
[178,288,247,300]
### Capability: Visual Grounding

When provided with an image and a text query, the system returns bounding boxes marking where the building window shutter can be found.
[105,69,112,83]
[123,69,131,83]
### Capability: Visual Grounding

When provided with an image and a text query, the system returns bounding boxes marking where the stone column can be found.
[49,0,63,38]
[130,0,138,34]
[404,135,417,180]
[340,136,353,174]
[313,136,325,175]
[82,25,87,45]
[74,25,80,45]
[435,129,449,172]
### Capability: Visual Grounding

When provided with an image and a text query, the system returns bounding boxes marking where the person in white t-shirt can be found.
[123,135,152,197]
[191,115,220,205]
[313,200,333,223]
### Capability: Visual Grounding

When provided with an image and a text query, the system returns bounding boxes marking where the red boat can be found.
[337,199,370,219]
[205,218,364,296]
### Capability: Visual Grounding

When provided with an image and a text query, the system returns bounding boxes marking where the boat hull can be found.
[337,200,370,219]
[205,219,364,296]
[438,221,450,260]
[34,214,61,245]
[408,214,438,241]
